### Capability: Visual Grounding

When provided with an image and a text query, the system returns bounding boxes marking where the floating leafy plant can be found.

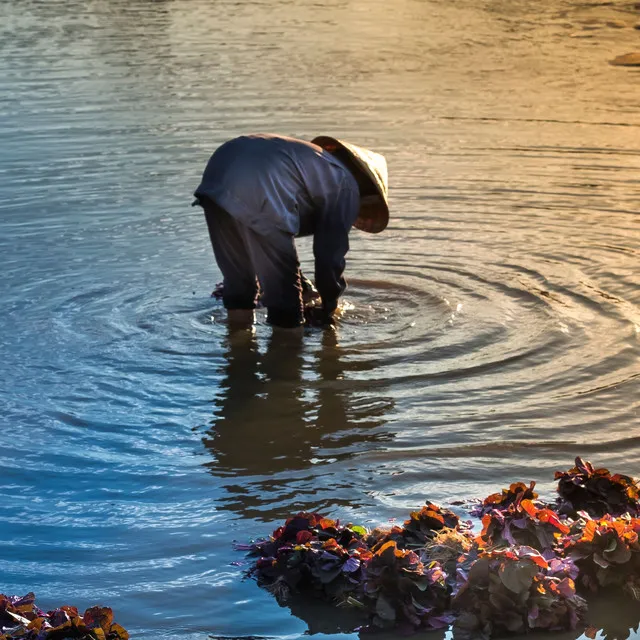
[479,498,570,552]
[555,457,640,518]
[361,540,452,631]
[562,514,640,598]
[243,512,371,604]
[0,593,128,640]
[472,482,539,518]
[242,458,640,637]
[451,546,587,639]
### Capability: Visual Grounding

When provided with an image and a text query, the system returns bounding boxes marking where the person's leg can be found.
[201,198,259,316]
[242,226,304,329]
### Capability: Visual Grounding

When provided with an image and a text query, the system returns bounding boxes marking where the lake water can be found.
[1,0,639,638]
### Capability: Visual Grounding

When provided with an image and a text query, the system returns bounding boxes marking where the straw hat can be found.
[312,136,389,234]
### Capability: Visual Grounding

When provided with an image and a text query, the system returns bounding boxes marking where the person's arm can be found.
[313,178,359,321]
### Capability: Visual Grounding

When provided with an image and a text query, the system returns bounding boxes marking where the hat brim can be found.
[312,136,389,234]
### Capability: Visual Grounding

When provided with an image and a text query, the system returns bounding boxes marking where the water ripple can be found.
[1,0,640,638]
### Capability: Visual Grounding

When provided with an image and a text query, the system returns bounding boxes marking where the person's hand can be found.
[300,275,321,305]
[304,304,335,329]
[212,282,224,298]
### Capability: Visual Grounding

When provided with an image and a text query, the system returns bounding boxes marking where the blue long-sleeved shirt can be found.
[194,134,360,312]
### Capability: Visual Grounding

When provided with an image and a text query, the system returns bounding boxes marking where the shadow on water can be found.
[201,327,395,521]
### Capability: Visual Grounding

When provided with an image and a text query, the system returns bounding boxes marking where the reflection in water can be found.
[585,593,640,640]
[225,583,640,639]
[517,593,640,640]
[282,595,371,636]
[220,587,640,639]
[202,329,394,521]
[3,0,640,636]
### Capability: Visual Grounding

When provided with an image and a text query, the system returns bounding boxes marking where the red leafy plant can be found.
[365,525,405,552]
[366,502,463,552]
[244,509,457,630]
[402,502,461,547]
[555,457,640,518]
[361,540,453,632]
[562,514,640,598]
[472,482,539,518]
[479,498,571,552]
[243,459,640,637]
[0,593,128,640]
[451,546,586,639]
[243,512,371,604]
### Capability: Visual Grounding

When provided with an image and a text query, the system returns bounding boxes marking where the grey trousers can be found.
[201,197,304,328]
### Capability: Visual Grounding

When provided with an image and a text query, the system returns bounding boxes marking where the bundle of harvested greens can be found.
[0,593,128,640]
[563,514,640,597]
[555,457,640,518]
[241,457,640,637]
[452,546,587,638]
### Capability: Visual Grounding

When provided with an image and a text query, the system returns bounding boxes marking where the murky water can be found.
[1,0,640,637]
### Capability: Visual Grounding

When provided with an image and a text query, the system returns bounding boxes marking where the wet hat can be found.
[312,136,389,234]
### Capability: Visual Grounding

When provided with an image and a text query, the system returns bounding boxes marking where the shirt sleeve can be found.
[313,177,360,314]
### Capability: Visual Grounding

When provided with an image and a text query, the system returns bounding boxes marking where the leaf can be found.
[555,578,577,599]
[340,596,366,609]
[26,617,46,631]
[625,582,640,601]
[503,611,525,632]
[84,606,114,633]
[603,540,632,564]
[342,557,360,573]
[108,623,130,640]
[4,610,30,626]
[296,531,313,544]
[468,557,490,585]
[413,576,432,592]
[516,547,548,569]
[521,500,538,518]
[375,594,396,622]
[318,565,344,584]
[499,560,538,594]
[374,540,398,565]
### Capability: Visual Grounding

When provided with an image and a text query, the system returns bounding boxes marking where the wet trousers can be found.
[201,197,304,328]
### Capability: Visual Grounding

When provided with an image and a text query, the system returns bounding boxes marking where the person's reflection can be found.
[202,328,394,521]
[315,330,392,461]
[203,328,308,477]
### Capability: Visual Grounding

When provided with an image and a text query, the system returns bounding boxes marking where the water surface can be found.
[1,0,640,637]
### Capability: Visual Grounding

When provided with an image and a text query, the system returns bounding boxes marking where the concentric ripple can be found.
[1,0,640,638]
